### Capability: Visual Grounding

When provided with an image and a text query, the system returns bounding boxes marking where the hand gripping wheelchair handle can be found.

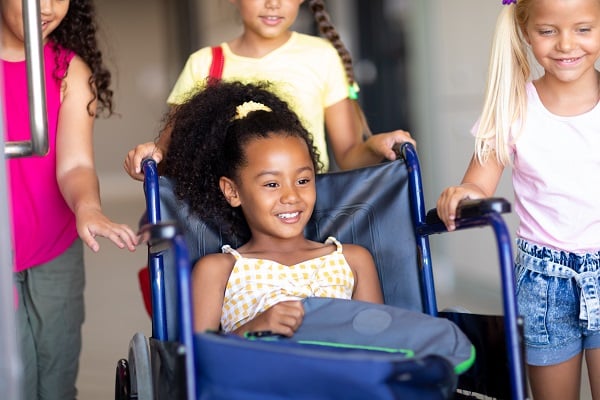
[425,198,511,226]
[142,158,161,224]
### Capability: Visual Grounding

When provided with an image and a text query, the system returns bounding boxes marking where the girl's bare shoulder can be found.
[193,252,236,278]
[340,243,375,264]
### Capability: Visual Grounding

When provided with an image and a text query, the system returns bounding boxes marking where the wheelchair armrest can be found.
[425,197,511,225]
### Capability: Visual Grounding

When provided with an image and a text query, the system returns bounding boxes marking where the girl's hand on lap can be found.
[237,300,304,337]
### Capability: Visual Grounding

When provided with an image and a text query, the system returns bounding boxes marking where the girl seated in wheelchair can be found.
[162,81,383,337]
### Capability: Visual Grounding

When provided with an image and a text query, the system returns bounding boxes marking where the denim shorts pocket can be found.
[515,264,550,345]
[515,263,527,288]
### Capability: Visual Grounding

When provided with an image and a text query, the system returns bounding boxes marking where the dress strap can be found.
[221,244,242,260]
[325,236,343,253]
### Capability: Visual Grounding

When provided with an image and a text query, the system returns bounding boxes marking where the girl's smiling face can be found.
[221,133,316,242]
[524,0,600,84]
[230,0,304,42]
[1,0,69,55]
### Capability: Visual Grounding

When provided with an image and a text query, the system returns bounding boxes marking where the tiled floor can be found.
[75,195,593,400]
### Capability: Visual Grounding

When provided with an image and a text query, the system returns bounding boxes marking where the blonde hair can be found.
[475,1,531,166]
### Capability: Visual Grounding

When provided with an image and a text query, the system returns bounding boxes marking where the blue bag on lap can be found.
[194,298,474,400]
[291,297,474,374]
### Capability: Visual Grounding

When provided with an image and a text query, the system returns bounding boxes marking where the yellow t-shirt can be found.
[167,32,350,171]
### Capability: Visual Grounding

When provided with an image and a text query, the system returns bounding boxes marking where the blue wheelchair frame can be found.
[133,143,526,400]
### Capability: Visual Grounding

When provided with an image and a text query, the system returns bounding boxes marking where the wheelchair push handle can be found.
[142,158,161,224]
[141,157,158,173]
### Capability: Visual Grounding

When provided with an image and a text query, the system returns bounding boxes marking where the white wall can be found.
[93,0,178,199]
[406,0,518,310]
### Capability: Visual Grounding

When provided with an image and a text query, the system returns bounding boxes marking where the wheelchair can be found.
[115,143,527,399]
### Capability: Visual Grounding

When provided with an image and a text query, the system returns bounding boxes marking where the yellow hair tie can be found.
[234,101,272,120]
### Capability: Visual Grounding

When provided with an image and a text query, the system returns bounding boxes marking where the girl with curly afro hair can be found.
[164,80,321,242]
[164,81,383,336]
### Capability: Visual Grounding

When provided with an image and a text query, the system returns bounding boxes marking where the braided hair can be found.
[307,0,371,135]
[49,0,113,117]
[164,81,321,242]
[307,0,356,87]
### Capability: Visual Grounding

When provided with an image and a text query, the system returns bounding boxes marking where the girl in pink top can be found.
[1,0,137,398]
[436,1,600,399]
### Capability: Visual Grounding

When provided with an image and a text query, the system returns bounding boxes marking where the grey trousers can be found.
[14,239,85,400]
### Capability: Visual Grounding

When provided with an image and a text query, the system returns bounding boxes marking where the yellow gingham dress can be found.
[220,236,355,332]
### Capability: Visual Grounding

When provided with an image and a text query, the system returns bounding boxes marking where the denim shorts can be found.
[515,239,600,366]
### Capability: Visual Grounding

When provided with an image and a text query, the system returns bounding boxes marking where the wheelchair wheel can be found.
[114,358,130,400]
[127,332,153,400]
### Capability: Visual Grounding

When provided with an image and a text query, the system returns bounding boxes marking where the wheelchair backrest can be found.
[156,159,423,340]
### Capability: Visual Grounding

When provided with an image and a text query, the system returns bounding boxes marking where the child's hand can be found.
[123,141,164,181]
[366,129,416,161]
[75,207,139,252]
[237,300,304,337]
[436,184,484,231]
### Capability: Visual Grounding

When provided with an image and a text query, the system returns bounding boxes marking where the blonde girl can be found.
[437,0,600,398]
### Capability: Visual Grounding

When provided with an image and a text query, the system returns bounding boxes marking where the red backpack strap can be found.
[208,46,224,85]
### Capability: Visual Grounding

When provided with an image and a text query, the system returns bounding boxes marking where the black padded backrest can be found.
[157,159,422,339]
[305,160,422,311]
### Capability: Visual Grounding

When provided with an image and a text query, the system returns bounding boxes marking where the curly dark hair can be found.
[49,0,113,117]
[164,81,321,243]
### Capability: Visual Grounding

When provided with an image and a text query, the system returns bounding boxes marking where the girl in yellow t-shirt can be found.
[124,0,414,178]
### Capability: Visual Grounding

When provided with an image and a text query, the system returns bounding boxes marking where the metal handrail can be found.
[0,130,22,400]
[5,0,48,158]
[1,1,49,399]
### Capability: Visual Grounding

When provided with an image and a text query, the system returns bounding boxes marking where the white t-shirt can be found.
[507,81,600,253]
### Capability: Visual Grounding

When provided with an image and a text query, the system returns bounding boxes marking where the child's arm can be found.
[325,99,415,170]
[436,153,505,231]
[344,244,384,304]
[56,55,138,252]
[192,253,231,332]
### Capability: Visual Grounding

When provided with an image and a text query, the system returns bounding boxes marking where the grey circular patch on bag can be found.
[352,309,392,335]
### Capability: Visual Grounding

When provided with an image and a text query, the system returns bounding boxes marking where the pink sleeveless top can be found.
[2,42,78,271]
